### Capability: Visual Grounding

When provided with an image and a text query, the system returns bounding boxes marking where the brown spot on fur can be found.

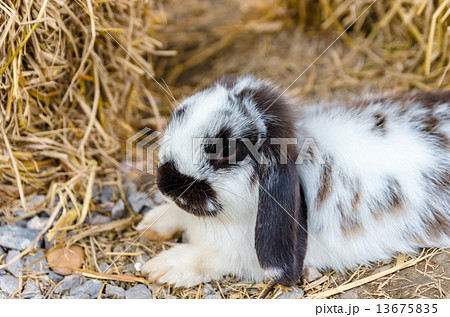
[370,178,405,219]
[307,146,316,162]
[373,113,387,134]
[404,90,450,110]
[338,203,363,238]
[351,190,361,211]
[386,178,404,211]
[426,208,450,239]
[316,158,332,208]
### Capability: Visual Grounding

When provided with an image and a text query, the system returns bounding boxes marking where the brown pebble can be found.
[47,245,85,276]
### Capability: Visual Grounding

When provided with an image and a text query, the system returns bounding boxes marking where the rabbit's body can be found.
[297,93,450,271]
[137,76,449,287]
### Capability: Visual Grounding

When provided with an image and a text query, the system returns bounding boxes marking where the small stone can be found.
[53,275,83,294]
[22,280,41,298]
[101,202,114,212]
[5,251,23,277]
[88,213,112,225]
[0,225,41,251]
[92,184,101,202]
[303,266,322,283]
[134,263,142,272]
[29,195,46,205]
[128,192,154,213]
[125,182,138,197]
[101,185,118,203]
[0,270,5,276]
[0,247,5,255]
[48,271,64,283]
[105,284,125,298]
[0,275,20,295]
[25,251,49,274]
[31,294,44,299]
[135,253,150,266]
[47,245,85,276]
[112,199,126,220]
[148,285,161,294]
[61,294,83,299]
[122,263,136,274]
[99,262,110,274]
[165,295,179,299]
[203,283,215,296]
[70,279,103,298]
[339,289,359,299]
[152,191,166,204]
[204,293,222,299]
[276,286,304,299]
[26,216,49,231]
[113,246,124,253]
[125,284,152,299]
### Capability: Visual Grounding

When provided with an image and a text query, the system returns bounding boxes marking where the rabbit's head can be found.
[157,75,307,285]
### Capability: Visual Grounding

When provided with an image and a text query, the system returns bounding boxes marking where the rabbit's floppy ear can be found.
[255,159,308,286]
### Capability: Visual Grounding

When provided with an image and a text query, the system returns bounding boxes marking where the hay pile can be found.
[163,0,449,94]
[0,1,167,221]
[278,0,450,89]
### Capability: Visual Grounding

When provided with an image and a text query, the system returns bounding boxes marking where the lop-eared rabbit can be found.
[136,76,450,287]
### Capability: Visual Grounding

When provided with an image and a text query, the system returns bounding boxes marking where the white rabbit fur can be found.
[137,75,450,288]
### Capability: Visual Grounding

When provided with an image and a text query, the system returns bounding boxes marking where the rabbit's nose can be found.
[157,161,196,198]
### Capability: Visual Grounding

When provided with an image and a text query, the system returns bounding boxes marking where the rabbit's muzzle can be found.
[157,161,222,217]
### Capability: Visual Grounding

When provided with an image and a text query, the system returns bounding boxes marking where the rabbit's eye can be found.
[217,143,236,160]
[208,140,249,170]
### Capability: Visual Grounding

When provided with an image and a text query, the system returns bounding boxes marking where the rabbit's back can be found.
[297,92,450,271]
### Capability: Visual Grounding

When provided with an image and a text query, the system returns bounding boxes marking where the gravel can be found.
[203,283,216,295]
[105,284,126,298]
[53,275,84,294]
[111,199,126,219]
[26,216,50,231]
[88,213,112,225]
[0,225,42,250]
[125,284,152,299]
[99,262,110,274]
[122,263,136,275]
[22,280,42,298]
[135,253,150,266]
[303,266,323,283]
[127,192,154,213]
[339,289,359,299]
[24,251,49,274]
[152,191,165,204]
[48,271,64,283]
[70,280,103,298]
[100,185,118,204]
[5,250,23,277]
[29,195,46,205]
[204,293,222,299]
[125,182,138,196]
[276,286,305,299]
[0,275,20,295]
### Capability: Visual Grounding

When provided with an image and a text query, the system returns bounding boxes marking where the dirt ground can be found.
[143,0,450,299]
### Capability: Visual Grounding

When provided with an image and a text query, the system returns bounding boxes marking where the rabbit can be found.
[136,75,450,288]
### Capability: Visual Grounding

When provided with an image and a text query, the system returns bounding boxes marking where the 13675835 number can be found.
[376,304,438,314]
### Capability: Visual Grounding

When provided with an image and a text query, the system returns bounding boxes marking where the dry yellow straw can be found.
[307,252,435,299]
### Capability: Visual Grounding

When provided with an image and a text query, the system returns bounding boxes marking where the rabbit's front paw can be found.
[142,245,216,288]
[136,203,183,241]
